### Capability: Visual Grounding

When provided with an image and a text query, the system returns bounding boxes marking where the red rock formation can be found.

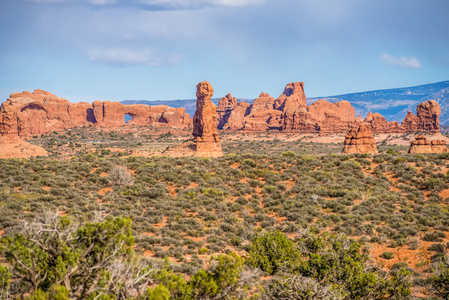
[342,125,378,154]
[217,94,238,129]
[217,93,237,112]
[243,109,283,131]
[249,93,276,114]
[0,89,190,137]
[92,101,189,128]
[402,100,440,132]
[0,90,94,137]
[273,82,306,111]
[364,112,402,134]
[216,82,442,135]
[407,135,448,153]
[283,100,357,133]
[192,81,223,157]
[225,101,251,130]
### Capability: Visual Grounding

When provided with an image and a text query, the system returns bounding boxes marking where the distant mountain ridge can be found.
[308,80,449,124]
[121,80,449,124]
[121,98,254,118]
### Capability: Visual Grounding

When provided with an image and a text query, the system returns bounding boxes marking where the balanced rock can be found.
[192,81,223,157]
[165,82,223,157]
[342,125,378,154]
[407,135,448,153]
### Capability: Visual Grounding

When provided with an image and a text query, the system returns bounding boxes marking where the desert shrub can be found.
[156,252,260,299]
[429,258,449,299]
[423,232,442,242]
[380,251,394,260]
[0,263,10,300]
[108,165,134,187]
[0,212,144,298]
[246,230,301,275]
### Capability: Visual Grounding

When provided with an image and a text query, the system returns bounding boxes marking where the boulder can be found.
[342,125,378,154]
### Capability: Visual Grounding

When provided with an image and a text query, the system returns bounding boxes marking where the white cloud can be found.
[380,53,422,69]
[87,47,183,67]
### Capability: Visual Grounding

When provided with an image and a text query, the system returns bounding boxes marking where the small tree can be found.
[246,230,301,275]
[1,211,140,298]
[108,165,134,187]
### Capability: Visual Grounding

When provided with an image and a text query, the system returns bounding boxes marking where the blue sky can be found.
[1,0,448,103]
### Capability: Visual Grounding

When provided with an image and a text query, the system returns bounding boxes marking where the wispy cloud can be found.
[29,0,117,4]
[380,53,422,69]
[87,47,183,67]
[137,0,263,9]
[26,0,264,9]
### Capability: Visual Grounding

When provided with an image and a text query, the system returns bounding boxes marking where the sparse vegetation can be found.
[1,129,449,298]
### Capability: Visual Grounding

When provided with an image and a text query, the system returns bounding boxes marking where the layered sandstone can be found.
[216,82,441,135]
[0,89,190,137]
[342,125,378,154]
[407,135,448,154]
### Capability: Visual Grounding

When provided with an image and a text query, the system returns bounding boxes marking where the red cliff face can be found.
[0,90,190,137]
[216,82,441,135]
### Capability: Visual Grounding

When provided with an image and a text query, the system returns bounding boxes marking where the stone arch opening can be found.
[124,113,133,124]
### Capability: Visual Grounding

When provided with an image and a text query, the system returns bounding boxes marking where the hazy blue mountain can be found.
[121,98,253,117]
[308,80,449,124]
[121,80,449,124]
